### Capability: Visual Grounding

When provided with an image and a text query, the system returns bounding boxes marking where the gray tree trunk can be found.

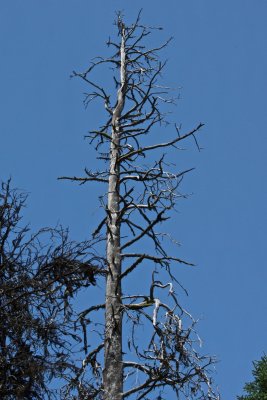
[59,13,218,400]
[103,24,126,400]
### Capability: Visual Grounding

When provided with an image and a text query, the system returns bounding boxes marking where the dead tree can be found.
[59,12,219,400]
[0,180,105,399]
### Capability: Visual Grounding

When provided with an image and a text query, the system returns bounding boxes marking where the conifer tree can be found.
[59,12,218,400]
[0,180,103,399]
[237,356,267,400]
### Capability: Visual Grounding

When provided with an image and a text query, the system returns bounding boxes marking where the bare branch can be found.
[58,175,108,184]
[119,123,204,162]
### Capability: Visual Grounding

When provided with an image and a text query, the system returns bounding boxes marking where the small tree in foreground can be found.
[237,356,267,400]
[59,12,218,400]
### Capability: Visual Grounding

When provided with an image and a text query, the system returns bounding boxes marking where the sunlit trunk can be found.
[103,23,126,400]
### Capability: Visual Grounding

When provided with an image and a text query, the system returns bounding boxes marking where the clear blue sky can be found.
[1,1,267,398]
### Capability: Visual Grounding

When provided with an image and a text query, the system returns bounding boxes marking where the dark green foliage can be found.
[238,356,267,400]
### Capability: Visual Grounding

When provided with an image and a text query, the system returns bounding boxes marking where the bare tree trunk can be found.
[103,22,126,400]
[59,13,219,400]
